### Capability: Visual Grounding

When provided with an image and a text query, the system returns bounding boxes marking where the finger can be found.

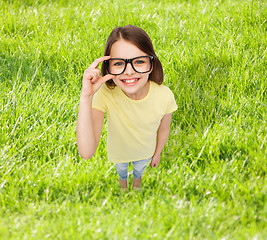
[150,162,157,168]
[87,70,100,83]
[84,68,100,75]
[89,56,111,69]
[83,69,100,83]
[97,74,114,85]
[82,74,95,85]
[90,74,99,84]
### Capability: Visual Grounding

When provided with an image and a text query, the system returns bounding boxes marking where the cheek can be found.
[113,77,122,84]
[143,73,150,80]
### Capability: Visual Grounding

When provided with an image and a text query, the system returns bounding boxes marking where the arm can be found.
[151,113,172,167]
[76,56,113,160]
[76,96,105,159]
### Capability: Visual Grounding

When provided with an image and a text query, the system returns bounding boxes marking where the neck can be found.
[124,81,150,100]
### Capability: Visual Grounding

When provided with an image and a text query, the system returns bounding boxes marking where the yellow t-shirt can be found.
[92,81,177,163]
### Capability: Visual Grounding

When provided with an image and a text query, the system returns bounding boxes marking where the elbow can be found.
[77,140,98,160]
[78,150,95,160]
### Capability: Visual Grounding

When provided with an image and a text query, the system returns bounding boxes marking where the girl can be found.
[76,25,177,190]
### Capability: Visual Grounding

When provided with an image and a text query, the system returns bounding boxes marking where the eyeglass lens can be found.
[107,56,152,75]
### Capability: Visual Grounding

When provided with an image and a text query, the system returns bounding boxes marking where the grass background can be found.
[0,0,266,239]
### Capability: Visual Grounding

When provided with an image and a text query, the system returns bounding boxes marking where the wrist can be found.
[80,93,93,103]
[153,152,161,157]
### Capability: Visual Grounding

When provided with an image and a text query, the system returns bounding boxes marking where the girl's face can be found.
[109,39,152,100]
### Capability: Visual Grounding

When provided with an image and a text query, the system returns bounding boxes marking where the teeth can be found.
[123,78,139,83]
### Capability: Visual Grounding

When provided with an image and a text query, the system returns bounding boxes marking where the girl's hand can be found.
[81,56,113,97]
[150,154,160,168]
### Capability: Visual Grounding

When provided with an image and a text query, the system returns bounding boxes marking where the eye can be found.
[111,60,124,66]
[133,57,149,65]
[135,60,145,64]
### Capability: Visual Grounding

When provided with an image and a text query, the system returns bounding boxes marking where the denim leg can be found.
[115,162,129,181]
[132,158,151,179]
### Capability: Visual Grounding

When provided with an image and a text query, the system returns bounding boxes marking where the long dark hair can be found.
[101,25,164,88]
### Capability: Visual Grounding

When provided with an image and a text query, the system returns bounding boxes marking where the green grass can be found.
[0,0,266,239]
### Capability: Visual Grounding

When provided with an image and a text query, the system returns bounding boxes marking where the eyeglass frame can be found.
[103,55,155,75]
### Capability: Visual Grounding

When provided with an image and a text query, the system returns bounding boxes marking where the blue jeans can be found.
[115,158,151,181]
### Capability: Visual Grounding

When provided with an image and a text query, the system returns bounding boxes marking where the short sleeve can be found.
[165,89,178,114]
[92,85,107,113]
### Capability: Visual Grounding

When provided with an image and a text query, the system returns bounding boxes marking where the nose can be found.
[124,62,135,75]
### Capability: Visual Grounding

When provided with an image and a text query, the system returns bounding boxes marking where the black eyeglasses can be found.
[104,55,155,75]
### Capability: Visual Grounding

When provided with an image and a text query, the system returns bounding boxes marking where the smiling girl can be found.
[76,25,177,190]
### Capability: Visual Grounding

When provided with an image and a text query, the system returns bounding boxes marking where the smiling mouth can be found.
[121,78,140,84]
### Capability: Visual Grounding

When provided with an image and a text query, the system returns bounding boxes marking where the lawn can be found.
[0,0,266,239]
